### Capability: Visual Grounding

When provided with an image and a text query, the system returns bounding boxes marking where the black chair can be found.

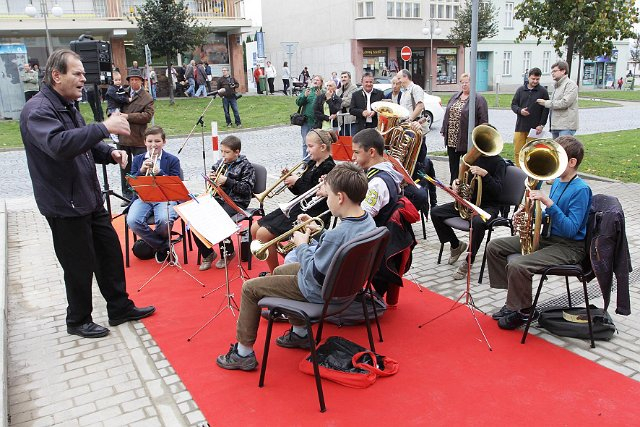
[477,165,527,283]
[258,227,390,412]
[436,166,526,272]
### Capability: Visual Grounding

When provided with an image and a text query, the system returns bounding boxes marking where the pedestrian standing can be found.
[265,61,277,95]
[536,61,578,139]
[282,61,290,95]
[21,63,39,102]
[218,67,242,127]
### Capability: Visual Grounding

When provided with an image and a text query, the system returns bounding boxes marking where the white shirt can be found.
[399,83,424,119]
[265,65,277,78]
[364,90,373,123]
[282,66,290,79]
[362,176,390,217]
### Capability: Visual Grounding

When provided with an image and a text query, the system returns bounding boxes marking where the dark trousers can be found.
[116,145,146,199]
[430,202,499,263]
[193,203,237,257]
[447,147,464,185]
[222,96,241,126]
[282,79,290,95]
[46,208,134,326]
[267,77,275,94]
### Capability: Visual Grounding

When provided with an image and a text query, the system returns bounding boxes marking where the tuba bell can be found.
[372,101,423,177]
[515,138,568,255]
[455,124,504,219]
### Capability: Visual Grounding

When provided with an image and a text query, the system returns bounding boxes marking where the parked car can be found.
[380,88,444,129]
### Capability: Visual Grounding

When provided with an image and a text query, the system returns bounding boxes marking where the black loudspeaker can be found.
[70,36,112,85]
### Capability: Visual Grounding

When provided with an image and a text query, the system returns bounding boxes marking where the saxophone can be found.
[455,125,503,220]
[515,138,568,254]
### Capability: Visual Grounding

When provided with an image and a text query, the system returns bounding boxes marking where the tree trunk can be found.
[576,55,582,87]
[167,54,175,106]
[566,34,575,78]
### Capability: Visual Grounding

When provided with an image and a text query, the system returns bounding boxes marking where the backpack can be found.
[325,291,387,326]
[538,305,616,341]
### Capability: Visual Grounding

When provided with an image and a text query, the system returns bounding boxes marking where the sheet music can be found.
[174,196,238,246]
[527,129,552,139]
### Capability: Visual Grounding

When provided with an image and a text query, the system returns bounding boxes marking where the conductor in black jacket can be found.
[19,49,156,339]
[349,73,384,134]
[511,67,549,167]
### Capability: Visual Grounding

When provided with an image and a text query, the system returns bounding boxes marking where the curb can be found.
[0,199,7,427]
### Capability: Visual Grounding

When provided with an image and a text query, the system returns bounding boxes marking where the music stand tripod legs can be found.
[201,222,250,298]
[137,201,207,292]
[418,210,493,351]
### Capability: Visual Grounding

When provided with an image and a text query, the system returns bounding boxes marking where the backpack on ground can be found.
[538,305,616,341]
[325,291,387,326]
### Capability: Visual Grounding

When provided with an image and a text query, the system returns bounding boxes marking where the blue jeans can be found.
[222,96,241,125]
[126,199,178,250]
[551,129,576,139]
[150,84,157,100]
[195,83,207,97]
[300,121,311,158]
[185,78,195,96]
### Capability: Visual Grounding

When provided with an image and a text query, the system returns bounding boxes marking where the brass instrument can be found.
[254,155,310,204]
[145,147,158,176]
[372,101,423,177]
[206,162,228,197]
[278,182,325,218]
[515,138,568,255]
[250,209,331,260]
[455,124,504,220]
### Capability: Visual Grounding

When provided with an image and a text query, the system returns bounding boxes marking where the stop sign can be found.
[400,46,412,62]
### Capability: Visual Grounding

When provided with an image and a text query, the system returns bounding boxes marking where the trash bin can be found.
[258,76,267,94]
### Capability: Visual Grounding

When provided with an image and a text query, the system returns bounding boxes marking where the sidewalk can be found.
[1,159,639,425]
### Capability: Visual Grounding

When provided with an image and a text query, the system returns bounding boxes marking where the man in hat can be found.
[118,66,155,204]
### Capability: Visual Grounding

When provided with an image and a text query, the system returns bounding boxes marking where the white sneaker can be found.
[199,252,218,271]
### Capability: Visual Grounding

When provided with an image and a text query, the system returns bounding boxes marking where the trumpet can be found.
[278,182,326,218]
[145,147,158,176]
[250,209,330,260]
[254,155,310,204]
[206,162,228,197]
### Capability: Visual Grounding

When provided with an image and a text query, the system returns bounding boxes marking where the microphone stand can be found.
[417,175,493,351]
[177,92,219,191]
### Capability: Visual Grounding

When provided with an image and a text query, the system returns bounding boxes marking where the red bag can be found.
[299,337,399,388]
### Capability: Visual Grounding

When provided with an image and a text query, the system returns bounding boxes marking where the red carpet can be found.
[117,219,640,425]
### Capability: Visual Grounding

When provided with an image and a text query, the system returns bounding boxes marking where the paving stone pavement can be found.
[1,144,639,425]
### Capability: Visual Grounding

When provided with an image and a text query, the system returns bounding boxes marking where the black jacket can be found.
[350,88,385,131]
[313,93,342,128]
[20,85,115,218]
[211,155,256,209]
[105,84,128,114]
[467,155,506,208]
[217,75,239,98]
[585,194,632,315]
[289,157,336,219]
[511,83,550,132]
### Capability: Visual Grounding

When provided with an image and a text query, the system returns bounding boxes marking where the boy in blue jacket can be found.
[126,126,181,263]
[486,136,592,330]
[216,163,376,371]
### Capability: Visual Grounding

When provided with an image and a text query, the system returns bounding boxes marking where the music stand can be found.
[127,175,207,291]
[186,175,250,341]
[417,175,493,351]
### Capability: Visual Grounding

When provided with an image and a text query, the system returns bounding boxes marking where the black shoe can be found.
[67,322,110,338]
[109,306,156,326]
[155,248,169,264]
[491,305,515,320]
[498,308,540,330]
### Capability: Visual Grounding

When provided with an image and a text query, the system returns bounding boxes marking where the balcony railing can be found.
[0,0,243,19]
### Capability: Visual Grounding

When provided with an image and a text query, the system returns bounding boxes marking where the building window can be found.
[428,0,461,19]
[505,2,514,28]
[503,51,512,76]
[542,51,551,74]
[523,51,531,74]
[436,48,458,85]
[386,1,420,18]
[358,1,374,18]
[362,48,389,77]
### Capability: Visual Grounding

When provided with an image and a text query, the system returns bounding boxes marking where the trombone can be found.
[254,154,310,204]
[206,162,228,197]
[249,209,331,260]
[278,182,326,218]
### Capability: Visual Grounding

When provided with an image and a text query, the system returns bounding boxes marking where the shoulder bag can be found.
[290,103,306,126]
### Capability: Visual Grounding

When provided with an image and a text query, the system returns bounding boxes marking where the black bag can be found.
[538,305,616,341]
[325,291,387,326]
[132,239,155,260]
[290,104,306,126]
[235,93,242,100]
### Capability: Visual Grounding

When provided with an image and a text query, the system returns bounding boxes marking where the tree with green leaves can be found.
[132,0,209,104]
[515,0,639,78]
[447,0,499,47]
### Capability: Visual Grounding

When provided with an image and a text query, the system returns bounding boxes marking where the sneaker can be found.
[155,248,169,264]
[216,343,258,371]
[275,328,311,349]
[448,242,468,265]
[492,305,515,320]
[199,252,217,271]
[452,261,470,280]
[498,308,540,330]
[226,123,232,127]
[215,251,235,269]
[236,124,242,128]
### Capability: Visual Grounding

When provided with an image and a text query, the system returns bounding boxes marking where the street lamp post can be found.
[422,18,441,94]
[25,1,64,57]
